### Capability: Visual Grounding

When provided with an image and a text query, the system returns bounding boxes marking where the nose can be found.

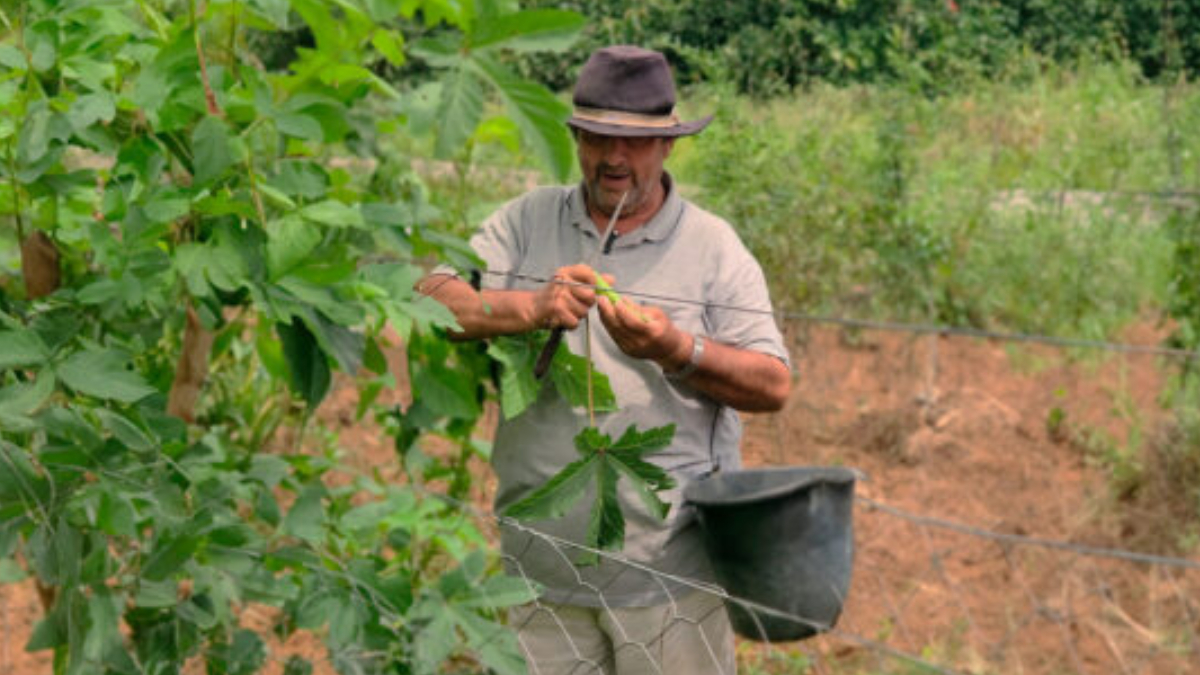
[601,137,640,164]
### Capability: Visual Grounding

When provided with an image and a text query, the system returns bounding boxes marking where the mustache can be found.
[595,163,631,177]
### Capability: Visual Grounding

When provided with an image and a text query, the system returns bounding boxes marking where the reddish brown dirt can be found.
[3,320,1198,674]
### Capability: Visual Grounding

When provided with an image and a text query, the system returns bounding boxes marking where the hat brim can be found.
[567,114,713,138]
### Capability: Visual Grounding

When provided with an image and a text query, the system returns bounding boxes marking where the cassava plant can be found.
[0,0,587,673]
[489,272,678,566]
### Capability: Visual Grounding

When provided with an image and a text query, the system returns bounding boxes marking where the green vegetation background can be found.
[3,1,1200,674]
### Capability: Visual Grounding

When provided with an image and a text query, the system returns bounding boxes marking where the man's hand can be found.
[595,283,691,370]
[595,273,791,412]
[534,264,602,331]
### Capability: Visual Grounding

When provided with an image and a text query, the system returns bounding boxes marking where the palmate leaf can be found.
[609,423,676,454]
[470,9,585,53]
[506,423,677,565]
[607,453,673,521]
[502,454,596,521]
[580,461,623,565]
[434,64,485,159]
[468,54,572,181]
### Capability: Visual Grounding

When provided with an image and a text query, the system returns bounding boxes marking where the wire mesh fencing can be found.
[2,318,1198,675]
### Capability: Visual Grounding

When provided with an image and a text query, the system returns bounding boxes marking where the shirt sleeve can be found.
[704,228,791,366]
[469,201,527,291]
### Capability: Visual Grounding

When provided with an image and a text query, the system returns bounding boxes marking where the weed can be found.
[674,62,1185,341]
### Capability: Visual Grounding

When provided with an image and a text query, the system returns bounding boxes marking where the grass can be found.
[671,60,1195,342]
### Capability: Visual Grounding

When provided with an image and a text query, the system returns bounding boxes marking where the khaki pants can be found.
[509,589,736,675]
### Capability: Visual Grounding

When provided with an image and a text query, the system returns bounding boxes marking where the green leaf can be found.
[0,557,27,583]
[0,45,24,70]
[304,311,365,374]
[192,116,236,186]
[95,408,155,452]
[509,424,677,563]
[502,454,596,521]
[270,160,328,199]
[277,318,331,407]
[97,491,137,537]
[411,361,480,420]
[450,606,529,675]
[298,200,365,228]
[37,406,102,451]
[608,454,673,520]
[362,336,388,376]
[249,0,292,28]
[283,484,326,544]
[0,373,54,421]
[328,595,365,646]
[142,532,199,581]
[274,112,324,141]
[290,0,342,52]
[550,346,617,413]
[413,610,458,673]
[457,575,538,610]
[83,589,123,667]
[56,350,156,403]
[68,92,117,132]
[267,216,322,281]
[209,629,267,675]
[434,65,485,159]
[173,243,214,297]
[471,9,585,53]
[487,337,542,419]
[587,461,624,552]
[134,579,178,608]
[609,423,676,456]
[0,330,50,370]
[371,28,405,66]
[256,322,289,381]
[26,20,57,73]
[469,54,572,181]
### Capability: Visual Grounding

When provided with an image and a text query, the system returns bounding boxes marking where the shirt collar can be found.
[568,172,684,247]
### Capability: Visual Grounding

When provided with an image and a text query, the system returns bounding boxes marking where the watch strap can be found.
[666,333,704,380]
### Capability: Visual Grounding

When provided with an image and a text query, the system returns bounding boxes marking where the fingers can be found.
[538,265,600,330]
[599,296,679,362]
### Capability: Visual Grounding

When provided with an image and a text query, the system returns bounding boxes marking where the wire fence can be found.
[2,303,1199,675]
[487,303,1199,675]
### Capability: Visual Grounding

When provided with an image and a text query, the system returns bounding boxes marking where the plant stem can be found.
[245,158,267,226]
[193,0,223,117]
[585,316,595,428]
[6,147,24,243]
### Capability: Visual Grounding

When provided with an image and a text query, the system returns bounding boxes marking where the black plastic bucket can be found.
[684,466,857,642]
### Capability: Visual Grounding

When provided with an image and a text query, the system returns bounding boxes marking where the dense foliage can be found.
[0,1,590,673]
[519,0,1200,96]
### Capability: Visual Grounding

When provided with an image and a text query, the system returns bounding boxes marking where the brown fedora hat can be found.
[567,45,712,138]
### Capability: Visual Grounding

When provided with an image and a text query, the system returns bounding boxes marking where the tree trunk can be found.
[167,304,215,423]
[20,231,60,299]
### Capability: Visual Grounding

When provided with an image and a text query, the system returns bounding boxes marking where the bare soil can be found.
[3,320,1198,674]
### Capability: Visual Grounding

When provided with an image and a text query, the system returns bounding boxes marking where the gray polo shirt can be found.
[470,175,788,607]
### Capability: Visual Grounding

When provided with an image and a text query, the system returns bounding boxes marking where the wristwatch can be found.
[666,333,704,380]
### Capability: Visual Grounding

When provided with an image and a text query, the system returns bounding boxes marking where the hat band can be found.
[572,106,681,129]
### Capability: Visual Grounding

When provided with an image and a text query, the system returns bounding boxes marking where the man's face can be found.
[576,129,675,219]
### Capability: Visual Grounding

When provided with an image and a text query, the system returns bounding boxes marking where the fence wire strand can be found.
[481,270,1200,361]
[6,258,1200,673]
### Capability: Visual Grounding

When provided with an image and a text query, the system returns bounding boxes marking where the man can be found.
[419,45,791,674]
